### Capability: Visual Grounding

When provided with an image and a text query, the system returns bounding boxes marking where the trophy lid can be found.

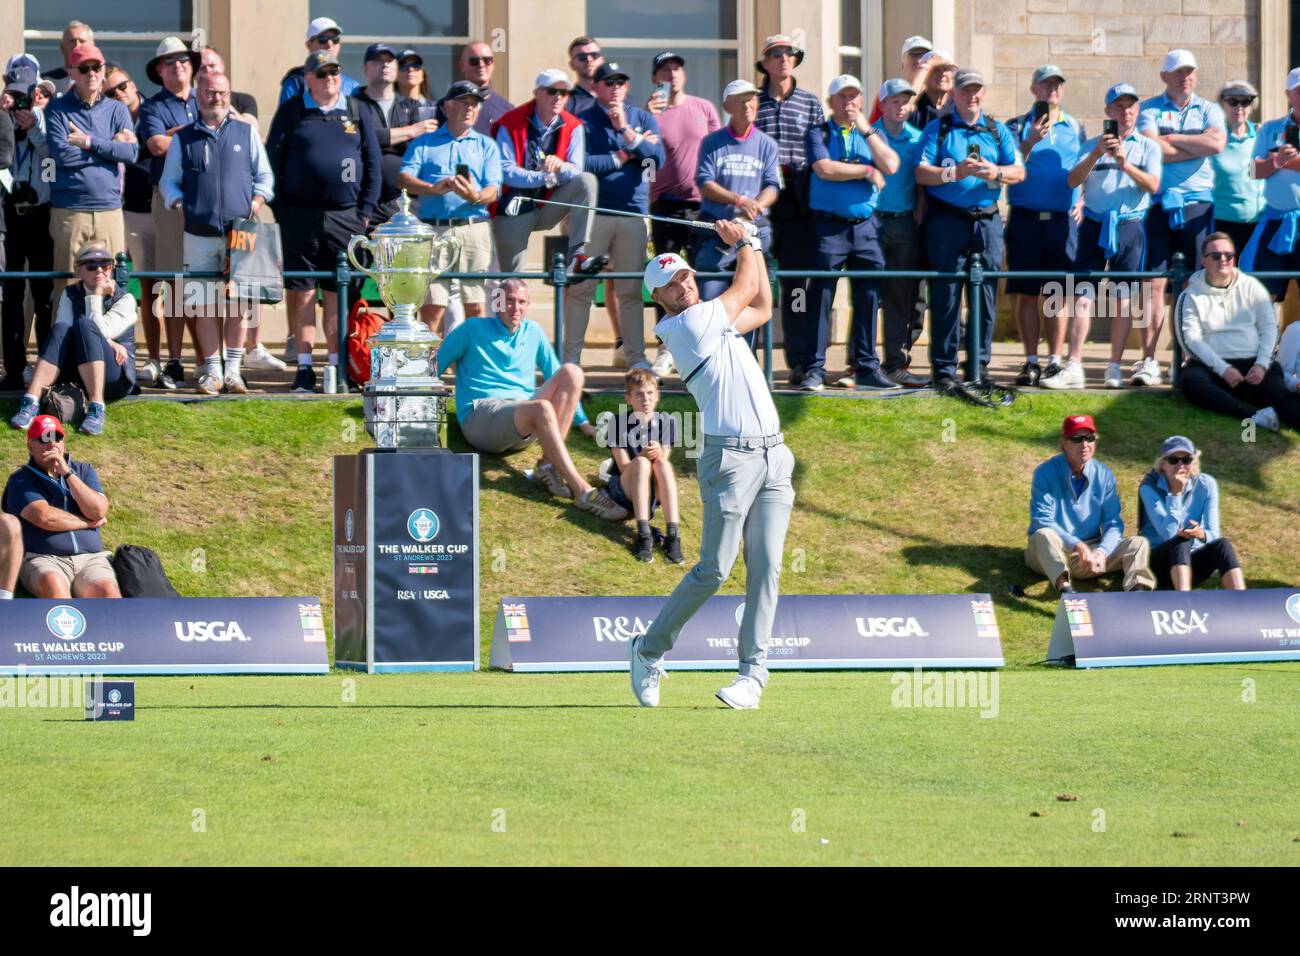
[370,191,434,239]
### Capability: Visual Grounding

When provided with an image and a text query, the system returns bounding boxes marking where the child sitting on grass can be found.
[603,368,684,564]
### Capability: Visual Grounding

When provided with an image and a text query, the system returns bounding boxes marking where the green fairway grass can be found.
[0,392,1296,865]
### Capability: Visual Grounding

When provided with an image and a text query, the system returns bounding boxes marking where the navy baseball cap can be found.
[3,65,37,97]
[652,52,685,74]
[304,51,340,74]
[442,80,485,102]
[1160,435,1198,458]
[592,61,630,84]
[878,77,914,102]
[397,48,423,66]
[364,43,400,63]
[1105,82,1139,106]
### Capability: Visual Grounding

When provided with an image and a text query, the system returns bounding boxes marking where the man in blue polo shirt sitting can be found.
[436,279,627,521]
[1136,49,1226,388]
[915,68,1024,388]
[1005,65,1086,388]
[398,80,502,337]
[1066,83,1162,390]
[805,74,900,391]
[1026,413,1155,594]
[1,414,121,598]
[873,77,929,388]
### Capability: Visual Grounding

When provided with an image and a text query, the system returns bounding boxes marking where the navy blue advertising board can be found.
[1047,588,1300,667]
[490,593,1005,671]
[0,598,328,674]
[334,450,479,672]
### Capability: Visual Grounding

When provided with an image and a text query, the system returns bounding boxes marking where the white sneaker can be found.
[1103,362,1123,389]
[716,674,762,710]
[651,350,675,377]
[1041,362,1086,389]
[244,343,287,372]
[534,461,574,499]
[629,635,663,707]
[1253,406,1280,432]
[282,335,297,365]
[576,487,629,521]
[196,372,221,396]
[1131,357,1161,387]
[223,372,249,395]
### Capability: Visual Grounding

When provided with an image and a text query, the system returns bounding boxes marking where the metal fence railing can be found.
[7,249,1286,394]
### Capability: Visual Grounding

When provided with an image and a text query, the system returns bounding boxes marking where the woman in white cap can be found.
[866,35,930,123]
[1138,436,1244,590]
[1211,80,1264,253]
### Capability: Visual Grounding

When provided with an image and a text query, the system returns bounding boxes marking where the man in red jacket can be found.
[490,69,607,277]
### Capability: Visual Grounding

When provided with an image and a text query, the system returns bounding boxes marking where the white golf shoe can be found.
[1103,362,1124,389]
[629,635,663,707]
[716,674,762,710]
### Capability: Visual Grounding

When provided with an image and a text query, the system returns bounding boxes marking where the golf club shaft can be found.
[526,196,723,233]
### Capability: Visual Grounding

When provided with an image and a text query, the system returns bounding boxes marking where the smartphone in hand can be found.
[1286,125,1299,149]
[1103,119,1119,138]
[1031,100,1049,123]
[967,144,981,160]
[455,163,470,181]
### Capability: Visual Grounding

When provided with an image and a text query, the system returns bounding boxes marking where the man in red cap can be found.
[0,415,120,598]
[1026,414,1155,593]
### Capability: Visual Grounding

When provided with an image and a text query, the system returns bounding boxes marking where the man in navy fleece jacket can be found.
[43,43,138,308]
[563,61,664,369]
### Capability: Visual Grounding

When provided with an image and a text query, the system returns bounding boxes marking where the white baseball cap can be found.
[644,252,693,291]
[1287,68,1300,92]
[306,17,342,41]
[827,74,863,97]
[722,79,759,100]
[901,36,932,59]
[918,49,953,68]
[534,68,569,90]
[1162,49,1197,72]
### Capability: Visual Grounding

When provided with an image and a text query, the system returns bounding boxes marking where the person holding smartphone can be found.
[1138,436,1244,591]
[1243,68,1300,304]
[1066,83,1162,390]
[1005,65,1087,389]
[914,68,1024,388]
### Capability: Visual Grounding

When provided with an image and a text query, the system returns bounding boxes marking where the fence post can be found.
[336,250,352,390]
[966,252,985,384]
[1168,251,1188,392]
[547,252,568,357]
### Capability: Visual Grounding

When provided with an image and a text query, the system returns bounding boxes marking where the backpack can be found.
[346,299,388,385]
[40,382,87,427]
[936,110,1000,159]
[113,544,181,597]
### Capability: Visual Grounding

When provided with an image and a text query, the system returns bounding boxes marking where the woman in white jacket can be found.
[1175,231,1300,431]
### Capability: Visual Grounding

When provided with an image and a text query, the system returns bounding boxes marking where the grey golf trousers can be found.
[640,435,796,686]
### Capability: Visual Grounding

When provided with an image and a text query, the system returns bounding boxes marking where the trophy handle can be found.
[347,235,379,281]
[429,234,462,280]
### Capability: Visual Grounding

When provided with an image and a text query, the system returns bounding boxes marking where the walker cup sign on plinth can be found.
[347,191,461,448]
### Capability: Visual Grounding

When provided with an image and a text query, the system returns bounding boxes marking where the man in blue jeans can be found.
[631,219,794,710]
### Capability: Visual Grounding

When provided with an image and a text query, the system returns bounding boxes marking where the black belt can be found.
[929,197,1000,222]
[814,210,870,225]
[425,216,488,226]
[877,210,914,219]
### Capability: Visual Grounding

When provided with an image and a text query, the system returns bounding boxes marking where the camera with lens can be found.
[11,92,32,112]
[11,181,41,214]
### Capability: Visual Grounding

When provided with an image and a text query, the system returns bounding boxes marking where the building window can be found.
[590,0,741,107]
[24,1,197,89]
[838,0,863,80]
[309,0,471,94]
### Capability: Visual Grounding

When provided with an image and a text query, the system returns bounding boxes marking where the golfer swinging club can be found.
[630,219,795,709]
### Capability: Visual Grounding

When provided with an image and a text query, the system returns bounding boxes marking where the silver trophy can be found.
[347,192,461,447]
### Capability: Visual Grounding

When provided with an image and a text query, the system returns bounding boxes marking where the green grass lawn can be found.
[0,391,1297,865]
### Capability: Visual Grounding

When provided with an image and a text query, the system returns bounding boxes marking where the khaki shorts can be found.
[124,209,156,272]
[425,219,492,307]
[460,398,534,454]
[151,188,185,273]
[20,550,117,595]
[182,232,229,308]
[50,207,126,308]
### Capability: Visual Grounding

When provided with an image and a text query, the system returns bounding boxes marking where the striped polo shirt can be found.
[755,80,825,170]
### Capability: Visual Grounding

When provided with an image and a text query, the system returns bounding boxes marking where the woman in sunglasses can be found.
[1210,81,1263,254]
[9,243,137,437]
[396,50,433,105]
[1138,437,1244,591]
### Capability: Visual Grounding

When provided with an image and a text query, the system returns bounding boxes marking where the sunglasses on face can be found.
[80,259,113,271]
[1166,455,1194,466]
[399,62,422,71]
[162,55,191,67]
[574,52,601,62]
[602,78,627,88]
[1224,97,1255,108]
[314,68,341,79]
[467,56,494,66]
[542,87,570,97]
[106,81,131,95]
[767,48,797,59]
[77,63,103,75]
[1068,434,1097,444]
[314,34,342,46]
[1206,251,1235,261]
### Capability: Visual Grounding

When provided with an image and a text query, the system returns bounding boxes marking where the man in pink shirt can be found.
[646,51,721,357]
